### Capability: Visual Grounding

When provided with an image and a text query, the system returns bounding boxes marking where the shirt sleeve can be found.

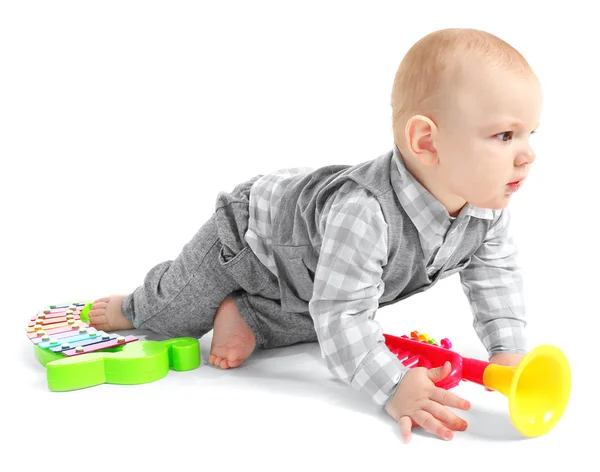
[308,183,409,407]
[459,208,528,358]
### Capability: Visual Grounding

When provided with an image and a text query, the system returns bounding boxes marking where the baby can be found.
[89,28,542,443]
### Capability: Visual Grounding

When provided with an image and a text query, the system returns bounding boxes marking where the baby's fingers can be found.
[425,400,468,431]
[398,416,413,443]
[430,387,471,411]
[413,410,455,441]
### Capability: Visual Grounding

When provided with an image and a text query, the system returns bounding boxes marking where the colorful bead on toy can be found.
[405,330,451,349]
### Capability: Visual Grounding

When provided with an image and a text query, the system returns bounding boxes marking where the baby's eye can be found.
[495,131,513,142]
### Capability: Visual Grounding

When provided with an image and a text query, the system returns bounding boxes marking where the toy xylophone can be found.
[26,300,201,392]
[26,301,138,355]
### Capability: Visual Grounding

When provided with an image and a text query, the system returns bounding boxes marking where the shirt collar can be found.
[390,145,495,239]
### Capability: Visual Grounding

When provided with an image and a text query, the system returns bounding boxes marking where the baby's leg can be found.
[89,214,242,340]
[90,292,258,369]
[208,293,317,369]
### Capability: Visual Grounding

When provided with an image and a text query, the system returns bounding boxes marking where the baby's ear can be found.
[405,115,439,165]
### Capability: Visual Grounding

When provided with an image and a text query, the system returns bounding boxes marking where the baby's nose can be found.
[516,146,536,166]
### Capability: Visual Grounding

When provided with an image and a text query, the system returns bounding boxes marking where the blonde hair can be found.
[391,28,534,147]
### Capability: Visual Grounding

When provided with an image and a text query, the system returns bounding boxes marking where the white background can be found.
[1,1,597,470]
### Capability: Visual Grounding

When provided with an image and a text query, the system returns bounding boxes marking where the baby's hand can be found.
[385,361,470,443]
[484,353,525,391]
[489,353,525,366]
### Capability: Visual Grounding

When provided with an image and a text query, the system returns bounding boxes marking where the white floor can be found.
[6,277,591,471]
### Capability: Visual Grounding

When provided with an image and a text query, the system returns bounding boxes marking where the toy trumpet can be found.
[383,331,571,438]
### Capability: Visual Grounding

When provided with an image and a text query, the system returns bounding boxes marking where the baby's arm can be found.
[459,208,528,361]
[309,183,470,441]
[308,183,406,406]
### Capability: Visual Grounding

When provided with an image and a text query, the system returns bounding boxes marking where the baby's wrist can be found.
[489,352,525,366]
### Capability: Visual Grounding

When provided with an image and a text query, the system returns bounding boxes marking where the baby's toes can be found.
[208,355,230,369]
[91,300,108,311]
[88,309,107,327]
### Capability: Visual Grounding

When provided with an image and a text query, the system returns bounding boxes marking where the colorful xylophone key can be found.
[62,335,138,356]
[34,327,100,345]
[26,322,89,339]
[37,328,102,349]
[405,330,452,349]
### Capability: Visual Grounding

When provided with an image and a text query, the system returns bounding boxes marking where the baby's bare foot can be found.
[209,298,256,369]
[88,295,134,332]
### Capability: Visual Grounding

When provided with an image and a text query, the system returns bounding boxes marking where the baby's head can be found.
[391,28,542,215]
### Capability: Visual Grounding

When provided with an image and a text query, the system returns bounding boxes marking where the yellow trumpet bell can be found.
[483,345,571,437]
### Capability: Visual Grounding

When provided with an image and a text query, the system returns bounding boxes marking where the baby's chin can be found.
[466,196,511,211]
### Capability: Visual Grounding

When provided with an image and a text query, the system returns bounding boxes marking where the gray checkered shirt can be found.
[244,146,527,406]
